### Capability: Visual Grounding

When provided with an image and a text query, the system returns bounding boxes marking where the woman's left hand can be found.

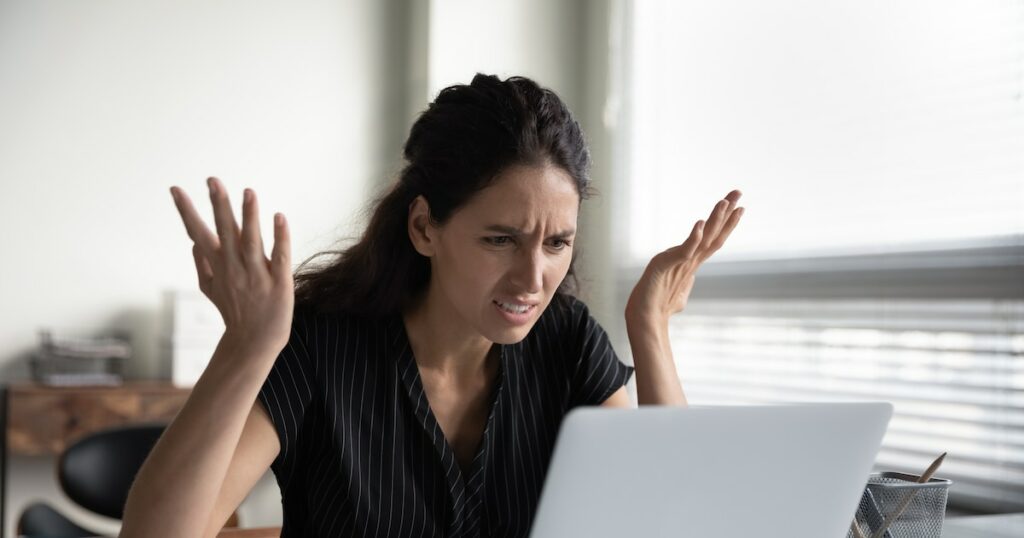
[626,190,745,325]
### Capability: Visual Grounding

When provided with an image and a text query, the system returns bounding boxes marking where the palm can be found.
[626,190,744,320]
[170,177,294,352]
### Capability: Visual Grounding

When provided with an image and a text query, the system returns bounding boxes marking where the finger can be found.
[192,244,214,295]
[208,177,242,263]
[703,207,744,257]
[724,189,742,205]
[170,186,219,255]
[699,199,730,251]
[680,220,704,259]
[706,189,743,251]
[270,212,292,284]
[666,220,704,264]
[240,188,268,272]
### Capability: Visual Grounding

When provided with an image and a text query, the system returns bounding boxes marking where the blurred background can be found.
[0,0,1020,535]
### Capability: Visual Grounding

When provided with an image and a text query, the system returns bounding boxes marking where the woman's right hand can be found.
[170,177,294,357]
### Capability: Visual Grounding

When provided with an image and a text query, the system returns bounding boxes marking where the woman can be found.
[121,74,743,538]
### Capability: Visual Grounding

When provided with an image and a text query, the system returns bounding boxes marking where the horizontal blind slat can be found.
[664,299,1024,512]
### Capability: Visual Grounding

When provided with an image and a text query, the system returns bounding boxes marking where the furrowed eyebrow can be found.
[483,224,576,239]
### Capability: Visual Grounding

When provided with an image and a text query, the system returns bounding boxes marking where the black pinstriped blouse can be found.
[256,295,634,538]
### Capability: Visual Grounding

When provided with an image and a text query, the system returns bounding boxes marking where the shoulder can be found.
[287,306,390,356]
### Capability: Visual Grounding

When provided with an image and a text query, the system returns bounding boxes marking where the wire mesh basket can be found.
[847,472,952,538]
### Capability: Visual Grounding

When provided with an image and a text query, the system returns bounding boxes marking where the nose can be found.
[508,246,544,294]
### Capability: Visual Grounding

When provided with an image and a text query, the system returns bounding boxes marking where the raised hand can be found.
[626,190,744,323]
[170,177,294,355]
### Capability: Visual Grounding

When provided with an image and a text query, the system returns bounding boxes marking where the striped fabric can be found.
[256,295,634,537]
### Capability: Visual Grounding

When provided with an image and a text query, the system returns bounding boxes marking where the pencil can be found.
[869,452,947,538]
[850,519,867,538]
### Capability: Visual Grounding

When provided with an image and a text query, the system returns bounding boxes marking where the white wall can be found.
[426,0,583,103]
[0,0,401,379]
[0,0,405,534]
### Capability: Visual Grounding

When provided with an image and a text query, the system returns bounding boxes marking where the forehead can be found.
[453,164,580,230]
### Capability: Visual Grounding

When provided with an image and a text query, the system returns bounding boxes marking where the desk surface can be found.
[943,513,1024,538]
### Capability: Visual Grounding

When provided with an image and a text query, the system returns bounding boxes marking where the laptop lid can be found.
[529,402,893,538]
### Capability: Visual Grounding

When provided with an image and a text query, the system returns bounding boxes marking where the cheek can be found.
[440,247,501,292]
[546,254,574,288]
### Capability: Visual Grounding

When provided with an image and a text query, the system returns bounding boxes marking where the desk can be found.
[943,513,1024,538]
[2,382,191,538]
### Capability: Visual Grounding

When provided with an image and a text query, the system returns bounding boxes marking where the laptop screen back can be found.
[530,402,893,538]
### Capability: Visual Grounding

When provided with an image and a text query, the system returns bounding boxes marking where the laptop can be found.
[529,402,893,538]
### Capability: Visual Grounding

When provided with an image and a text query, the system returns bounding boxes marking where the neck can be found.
[402,283,496,380]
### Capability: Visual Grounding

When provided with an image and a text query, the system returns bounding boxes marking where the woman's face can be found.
[417,163,580,344]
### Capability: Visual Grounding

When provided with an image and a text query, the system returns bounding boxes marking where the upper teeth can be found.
[497,301,530,314]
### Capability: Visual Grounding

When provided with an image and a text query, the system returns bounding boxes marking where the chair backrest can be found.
[57,423,166,519]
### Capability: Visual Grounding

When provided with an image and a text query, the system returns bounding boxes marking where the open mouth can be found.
[492,300,538,328]
[493,300,536,316]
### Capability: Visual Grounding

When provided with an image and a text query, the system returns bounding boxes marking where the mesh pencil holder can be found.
[847,472,952,538]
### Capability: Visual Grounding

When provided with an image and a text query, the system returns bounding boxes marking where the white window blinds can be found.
[669,292,1024,513]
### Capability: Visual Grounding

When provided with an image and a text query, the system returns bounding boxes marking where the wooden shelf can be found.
[5,382,191,456]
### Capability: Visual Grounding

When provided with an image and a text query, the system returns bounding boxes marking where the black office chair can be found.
[17,423,239,537]
[16,502,97,537]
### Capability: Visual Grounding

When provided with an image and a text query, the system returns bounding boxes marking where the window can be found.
[620,0,1024,512]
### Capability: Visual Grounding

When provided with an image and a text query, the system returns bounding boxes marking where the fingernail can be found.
[275,213,284,226]
[207,177,217,193]
[244,189,252,203]
[169,187,178,201]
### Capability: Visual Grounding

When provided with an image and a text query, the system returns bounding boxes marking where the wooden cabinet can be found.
[5,382,191,456]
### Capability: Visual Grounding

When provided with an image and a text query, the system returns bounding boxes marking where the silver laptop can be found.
[530,402,893,538]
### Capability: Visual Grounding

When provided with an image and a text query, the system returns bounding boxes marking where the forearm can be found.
[120,336,277,538]
[626,313,688,406]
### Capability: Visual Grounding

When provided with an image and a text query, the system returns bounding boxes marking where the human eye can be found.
[483,236,514,247]
[548,238,572,251]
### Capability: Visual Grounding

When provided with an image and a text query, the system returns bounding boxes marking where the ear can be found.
[407,195,438,257]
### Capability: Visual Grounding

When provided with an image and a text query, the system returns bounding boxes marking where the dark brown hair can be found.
[293,73,593,317]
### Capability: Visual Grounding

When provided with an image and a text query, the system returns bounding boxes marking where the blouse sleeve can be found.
[565,297,635,408]
[256,307,317,490]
